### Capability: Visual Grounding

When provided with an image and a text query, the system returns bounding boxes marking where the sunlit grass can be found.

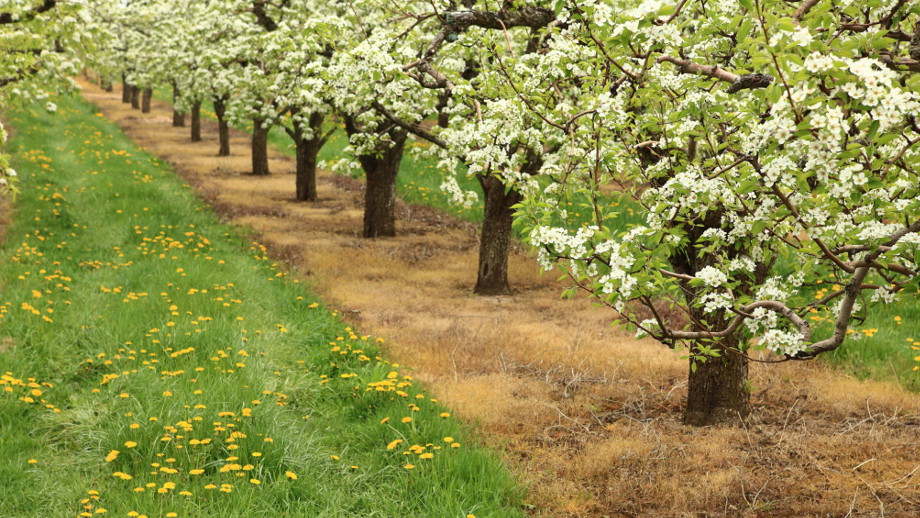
[0,95,525,517]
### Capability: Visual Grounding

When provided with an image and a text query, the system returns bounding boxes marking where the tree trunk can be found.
[190,101,202,142]
[360,132,406,238]
[122,77,131,103]
[104,80,114,93]
[670,222,753,426]
[436,91,451,128]
[131,87,140,109]
[684,338,750,426]
[213,97,230,156]
[171,83,184,127]
[251,118,270,176]
[474,174,521,295]
[292,112,326,202]
[343,116,407,238]
[141,88,152,113]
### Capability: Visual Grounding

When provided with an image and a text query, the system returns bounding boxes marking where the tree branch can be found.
[655,55,773,93]
[371,101,449,149]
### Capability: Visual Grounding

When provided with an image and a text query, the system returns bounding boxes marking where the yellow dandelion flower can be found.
[189,469,204,475]
[285,471,298,480]
[403,464,415,470]
[124,441,137,448]
[451,443,461,448]
[27,459,37,464]
[104,450,119,462]
[249,479,260,485]
[401,417,412,424]
[387,439,403,450]
[330,455,339,461]
[443,437,454,443]
[419,453,434,459]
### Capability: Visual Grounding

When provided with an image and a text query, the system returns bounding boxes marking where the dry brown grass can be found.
[78,80,920,517]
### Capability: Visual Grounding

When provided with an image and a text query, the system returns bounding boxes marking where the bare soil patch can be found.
[79,80,920,517]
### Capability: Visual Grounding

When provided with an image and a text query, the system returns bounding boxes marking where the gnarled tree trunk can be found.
[122,77,131,103]
[474,174,522,295]
[213,96,230,156]
[141,88,152,113]
[251,118,270,176]
[190,101,202,142]
[171,83,184,127]
[130,87,140,109]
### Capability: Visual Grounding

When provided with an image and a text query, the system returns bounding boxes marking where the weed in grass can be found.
[0,95,525,518]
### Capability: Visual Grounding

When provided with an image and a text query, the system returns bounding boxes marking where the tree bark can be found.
[141,88,152,113]
[474,174,521,295]
[684,338,750,426]
[190,101,202,142]
[668,212,753,426]
[122,77,131,103]
[213,96,230,156]
[344,117,407,238]
[130,86,140,109]
[103,80,113,93]
[361,139,404,237]
[290,112,326,202]
[251,118,270,176]
[436,91,450,128]
[171,83,184,127]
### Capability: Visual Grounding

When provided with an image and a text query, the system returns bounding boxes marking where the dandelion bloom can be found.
[403,464,415,470]
[124,441,137,448]
[104,450,119,462]
[285,471,297,480]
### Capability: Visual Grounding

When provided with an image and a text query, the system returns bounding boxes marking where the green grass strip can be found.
[0,95,525,518]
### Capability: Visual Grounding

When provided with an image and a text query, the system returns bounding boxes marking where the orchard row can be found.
[3,0,920,425]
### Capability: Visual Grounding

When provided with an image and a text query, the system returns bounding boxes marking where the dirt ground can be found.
[77,80,920,517]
